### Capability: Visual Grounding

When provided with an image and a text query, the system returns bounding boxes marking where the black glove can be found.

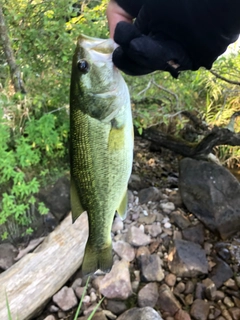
[113,21,193,78]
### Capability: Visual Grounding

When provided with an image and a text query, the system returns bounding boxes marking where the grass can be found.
[73,276,104,320]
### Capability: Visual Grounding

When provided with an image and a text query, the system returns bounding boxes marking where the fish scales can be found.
[70,35,133,275]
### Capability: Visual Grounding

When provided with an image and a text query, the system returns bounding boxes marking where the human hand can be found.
[107,1,193,78]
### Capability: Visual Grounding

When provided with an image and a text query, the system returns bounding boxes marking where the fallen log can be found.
[0,212,88,320]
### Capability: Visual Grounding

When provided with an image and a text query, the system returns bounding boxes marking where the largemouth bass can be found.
[70,35,133,276]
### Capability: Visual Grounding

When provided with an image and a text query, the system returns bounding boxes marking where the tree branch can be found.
[0,5,26,93]
[210,70,240,86]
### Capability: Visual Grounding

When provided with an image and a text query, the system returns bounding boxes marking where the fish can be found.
[70,34,133,276]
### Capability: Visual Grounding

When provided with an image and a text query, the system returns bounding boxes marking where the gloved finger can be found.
[114,21,141,47]
[112,46,154,76]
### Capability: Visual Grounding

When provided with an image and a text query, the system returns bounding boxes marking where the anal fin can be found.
[70,179,85,222]
[116,190,128,220]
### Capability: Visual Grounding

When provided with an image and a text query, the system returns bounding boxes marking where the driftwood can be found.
[141,111,240,161]
[0,212,88,320]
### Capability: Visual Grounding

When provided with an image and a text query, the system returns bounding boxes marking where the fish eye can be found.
[77,60,89,74]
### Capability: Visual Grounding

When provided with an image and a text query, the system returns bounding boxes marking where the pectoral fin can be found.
[71,179,85,222]
[116,190,128,220]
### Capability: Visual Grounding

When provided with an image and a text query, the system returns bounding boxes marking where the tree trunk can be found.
[0,5,26,93]
[0,212,88,320]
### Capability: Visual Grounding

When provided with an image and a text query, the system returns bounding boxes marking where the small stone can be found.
[131,280,140,293]
[43,316,56,320]
[229,307,240,320]
[168,240,208,277]
[71,278,82,291]
[174,282,185,294]
[0,243,17,270]
[127,226,151,247]
[214,290,225,301]
[52,286,78,311]
[202,278,216,301]
[112,217,124,233]
[210,259,233,289]
[174,309,191,320]
[182,224,205,245]
[138,187,163,204]
[184,280,195,294]
[158,284,181,316]
[113,241,135,262]
[49,305,59,312]
[204,242,213,255]
[190,299,210,320]
[232,296,240,308]
[148,224,162,237]
[102,310,117,320]
[90,291,97,303]
[160,202,175,213]
[165,273,177,287]
[223,296,234,308]
[185,294,193,305]
[83,303,102,316]
[149,240,161,254]
[138,213,156,224]
[138,282,159,308]
[75,287,86,299]
[164,222,172,229]
[170,211,191,230]
[140,254,164,282]
[224,278,238,290]
[116,307,163,320]
[136,246,151,259]
[99,260,132,300]
[195,283,205,300]
[106,300,127,315]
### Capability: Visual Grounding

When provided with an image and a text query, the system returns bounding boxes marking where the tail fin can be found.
[82,242,113,276]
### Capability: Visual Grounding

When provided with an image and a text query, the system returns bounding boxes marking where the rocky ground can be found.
[1,137,240,320]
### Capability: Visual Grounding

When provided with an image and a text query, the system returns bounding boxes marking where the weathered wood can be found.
[141,126,240,161]
[0,212,88,320]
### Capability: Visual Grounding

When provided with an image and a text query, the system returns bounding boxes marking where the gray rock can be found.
[138,187,163,204]
[116,307,163,320]
[168,190,183,207]
[106,300,127,315]
[190,299,210,320]
[179,158,240,239]
[182,224,205,245]
[159,202,175,214]
[52,286,78,311]
[140,254,164,282]
[138,282,159,308]
[168,239,208,277]
[38,176,70,221]
[43,316,56,320]
[174,309,191,320]
[164,273,177,287]
[128,174,148,191]
[147,224,162,237]
[112,217,124,233]
[202,278,216,301]
[195,283,205,300]
[170,211,191,230]
[0,243,17,270]
[138,213,156,224]
[99,260,132,300]
[158,284,181,316]
[113,241,135,262]
[127,226,151,247]
[209,258,233,289]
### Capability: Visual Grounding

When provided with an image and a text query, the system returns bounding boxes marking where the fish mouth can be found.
[78,34,115,55]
